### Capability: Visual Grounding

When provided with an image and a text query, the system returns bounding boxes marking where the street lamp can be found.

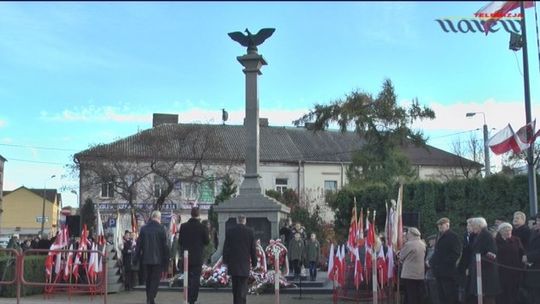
[466,112,491,176]
[40,175,56,236]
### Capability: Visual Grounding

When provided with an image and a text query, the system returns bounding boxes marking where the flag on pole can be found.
[114,210,123,262]
[396,184,404,251]
[63,244,74,281]
[357,207,364,247]
[364,210,373,283]
[347,201,358,258]
[73,224,89,280]
[169,211,178,248]
[353,247,363,289]
[96,208,105,246]
[513,120,537,153]
[327,243,335,280]
[476,1,535,35]
[377,246,388,288]
[339,245,346,285]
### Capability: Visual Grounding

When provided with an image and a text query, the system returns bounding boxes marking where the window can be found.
[199,179,215,203]
[101,180,114,198]
[324,180,338,194]
[183,182,198,200]
[154,176,165,198]
[275,178,288,194]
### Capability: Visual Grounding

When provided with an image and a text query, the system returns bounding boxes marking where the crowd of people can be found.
[278,219,321,281]
[397,211,540,304]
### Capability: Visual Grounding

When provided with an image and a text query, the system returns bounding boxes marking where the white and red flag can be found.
[364,210,374,283]
[353,247,363,289]
[476,1,535,35]
[489,121,539,155]
[377,247,388,288]
[357,207,364,247]
[347,203,358,259]
[327,243,335,281]
[73,224,89,280]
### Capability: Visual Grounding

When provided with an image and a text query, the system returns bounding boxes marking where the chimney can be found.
[153,113,178,127]
[243,118,269,127]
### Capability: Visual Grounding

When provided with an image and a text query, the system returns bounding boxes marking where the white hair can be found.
[497,222,513,232]
[471,217,488,228]
[151,210,161,220]
[514,211,526,221]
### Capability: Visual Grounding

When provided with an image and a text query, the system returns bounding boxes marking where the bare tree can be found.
[73,124,242,221]
[450,133,483,178]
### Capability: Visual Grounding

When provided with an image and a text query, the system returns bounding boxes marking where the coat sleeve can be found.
[135,229,143,263]
[443,233,462,266]
[202,225,210,246]
[161,226,170,267]
[527,237,540,263]
[250,231,257,268]
[223,229,230,265]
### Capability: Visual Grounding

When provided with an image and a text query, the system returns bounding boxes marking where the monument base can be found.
[212,191,290,263]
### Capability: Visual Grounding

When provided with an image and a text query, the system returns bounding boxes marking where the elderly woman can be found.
[399,227,426,304]
[495,222,524,304]
[466,217,500,304]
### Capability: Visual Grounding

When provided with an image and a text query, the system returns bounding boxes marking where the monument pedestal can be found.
[212,190,289,262]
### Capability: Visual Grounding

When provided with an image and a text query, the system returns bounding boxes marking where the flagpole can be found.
[521,1,539,217]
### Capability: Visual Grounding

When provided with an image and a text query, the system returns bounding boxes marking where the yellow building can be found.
[1,186,61,238]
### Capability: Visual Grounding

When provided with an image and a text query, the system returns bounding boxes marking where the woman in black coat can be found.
[495,222,524,304]
[466,217,500,304]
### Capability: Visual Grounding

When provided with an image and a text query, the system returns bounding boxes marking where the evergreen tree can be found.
[208,174,237,230]
[81,198,97,234]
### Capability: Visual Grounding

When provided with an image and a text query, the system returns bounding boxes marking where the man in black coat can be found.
[178,207,209,304]
[513,211,531,251]
[428,217,462,304]
[523,213,540,304]
[223,215,257,304]
[135,210,169,304]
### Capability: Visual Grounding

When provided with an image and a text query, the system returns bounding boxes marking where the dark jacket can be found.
[279,226,293,247]
[178,218,210,267]
[525,229,540,288]
[467,228,500,296]
[458,232,476,275]
[122,238,134,271]
[430,229,462,278]
[223,223,257,277]
[513,224,531,251]
[305,239,321,263]
[496,234,524,290]
[135,220,169,267]
[288,238,305,261]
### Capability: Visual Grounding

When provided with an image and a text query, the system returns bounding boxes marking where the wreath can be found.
[265,239,289,276]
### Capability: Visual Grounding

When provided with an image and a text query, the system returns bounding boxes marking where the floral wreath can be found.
[265,239,289,276]
[255,239,267,272]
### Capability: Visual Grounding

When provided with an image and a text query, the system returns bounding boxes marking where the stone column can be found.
[237,53,267,194]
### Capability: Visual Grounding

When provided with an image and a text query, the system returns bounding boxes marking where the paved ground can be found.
[0,290,336,304]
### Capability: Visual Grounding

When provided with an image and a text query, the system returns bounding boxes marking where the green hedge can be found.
[0,254,46,297]
[329,174,538,241]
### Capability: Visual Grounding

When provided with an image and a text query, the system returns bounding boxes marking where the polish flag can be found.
[513,120,537,153]
[353,247,363,289]
[476,1,535,35]
[357,208,364,247]
[376,248,388,287]
[489,121,539,155]
[327,243,335,281]
[488,124,518,154]
[347,204,358,259]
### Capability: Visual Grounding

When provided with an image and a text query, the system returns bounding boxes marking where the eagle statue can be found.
[228,28,275,53]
